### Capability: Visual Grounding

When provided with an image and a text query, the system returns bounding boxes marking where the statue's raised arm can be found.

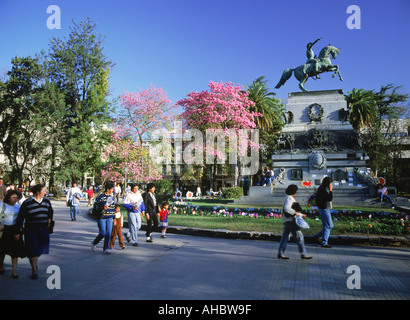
[306,37,322,61]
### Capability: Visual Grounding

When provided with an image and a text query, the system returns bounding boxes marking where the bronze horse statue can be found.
[275,44,343,92]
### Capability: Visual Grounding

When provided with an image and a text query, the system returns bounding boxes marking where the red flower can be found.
[301,180,313,188]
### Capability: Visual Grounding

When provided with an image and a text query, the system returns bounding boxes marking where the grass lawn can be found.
[120,198,409,236]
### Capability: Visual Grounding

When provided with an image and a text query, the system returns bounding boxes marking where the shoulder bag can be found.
[66,188,73,207]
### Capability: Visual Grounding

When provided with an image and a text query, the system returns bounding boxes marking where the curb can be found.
[126,221,410,248]
[82,201,410,248]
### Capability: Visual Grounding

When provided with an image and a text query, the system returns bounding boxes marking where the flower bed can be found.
[169,201,410,236]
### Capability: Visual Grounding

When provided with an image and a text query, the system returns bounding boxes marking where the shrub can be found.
[155,179,174,203]
[222,187,243,199]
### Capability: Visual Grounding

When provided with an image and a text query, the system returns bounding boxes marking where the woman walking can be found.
[277,184,312,260]
[0,190,26,278]
[314,177,334,248]
[91,182,116,254]
[16,184,54,279]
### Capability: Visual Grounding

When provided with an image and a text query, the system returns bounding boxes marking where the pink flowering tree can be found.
[116,85,176,144]
[102,85,177,183]
[101,133,162,183]
[177,81,262,188]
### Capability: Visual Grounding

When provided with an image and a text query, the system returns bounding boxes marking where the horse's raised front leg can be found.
[337,67,343,82]
[330,65,343,81]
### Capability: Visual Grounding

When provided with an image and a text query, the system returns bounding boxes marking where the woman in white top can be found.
[123,184,145,246]
[277,184,312,260]
[0,190,26,278]
[66,182,82,221]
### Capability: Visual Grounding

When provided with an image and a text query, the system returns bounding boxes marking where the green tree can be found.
[345,88,377,131]
[28,81,67,187]
[0,56,46,185]
[245,76,284,132]
[246,76,285,167]
[374,84,408,120]
[360,84,408,188]
[0,19,113,187]
[44,18,113,182]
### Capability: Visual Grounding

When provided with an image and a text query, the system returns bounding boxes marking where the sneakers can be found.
[103,249,112,254]
[124,233,131,243]
[146,237,153,243]
[91,242,97,252]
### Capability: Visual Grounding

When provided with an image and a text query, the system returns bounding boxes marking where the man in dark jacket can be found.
[143,183,159,242]
[314,177,333,248]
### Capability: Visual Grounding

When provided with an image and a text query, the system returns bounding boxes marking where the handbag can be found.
[292,202,303,212]
[284,201,303,218]
[48,219,55,234]
[0,202,5,239]
[295,215,310,229]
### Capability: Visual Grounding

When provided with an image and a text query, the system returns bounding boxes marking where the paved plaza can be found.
[1,200,409,302]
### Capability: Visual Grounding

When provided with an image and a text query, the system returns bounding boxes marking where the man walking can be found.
[143,183,159,243]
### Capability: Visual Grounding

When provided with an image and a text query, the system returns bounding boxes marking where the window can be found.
[291,169,303,181]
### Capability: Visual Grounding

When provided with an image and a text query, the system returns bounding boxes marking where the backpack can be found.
[89,199,105,219]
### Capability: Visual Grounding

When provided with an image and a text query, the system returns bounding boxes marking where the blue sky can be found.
[1,0,409,106]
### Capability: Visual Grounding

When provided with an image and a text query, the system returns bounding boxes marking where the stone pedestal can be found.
[235,89,375,207]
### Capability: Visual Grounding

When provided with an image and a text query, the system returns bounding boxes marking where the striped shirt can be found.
[95,193,116,219]
[17,196,54,229]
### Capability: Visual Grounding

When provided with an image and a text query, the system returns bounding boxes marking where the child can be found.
[110,204,126,250]
[377,184,394,207]
[159,202,170,238]
[86,186,94,207]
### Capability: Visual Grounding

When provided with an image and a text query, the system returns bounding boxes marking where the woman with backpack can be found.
[91,182,116,254]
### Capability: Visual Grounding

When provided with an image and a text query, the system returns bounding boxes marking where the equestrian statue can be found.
[275,38,343,92]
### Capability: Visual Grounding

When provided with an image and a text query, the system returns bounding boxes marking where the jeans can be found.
[315,208,333,245]
[70,205,79,220]
[278,221,308,256]
[93,218,113,251]
[380,193,393,204]
[126,211,142,244]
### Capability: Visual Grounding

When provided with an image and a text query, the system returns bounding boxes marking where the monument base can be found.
[234,185,379,207]
[236,89,381,207]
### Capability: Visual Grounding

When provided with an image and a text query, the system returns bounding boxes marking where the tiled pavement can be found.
[1,200,409,301]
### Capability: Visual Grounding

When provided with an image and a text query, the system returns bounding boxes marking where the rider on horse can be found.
[306,37,322,78]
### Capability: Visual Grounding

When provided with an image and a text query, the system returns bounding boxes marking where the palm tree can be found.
[246,76,284,133]
[345,88,377,131]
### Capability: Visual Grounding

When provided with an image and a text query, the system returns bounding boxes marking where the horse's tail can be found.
[275,68,294,89]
